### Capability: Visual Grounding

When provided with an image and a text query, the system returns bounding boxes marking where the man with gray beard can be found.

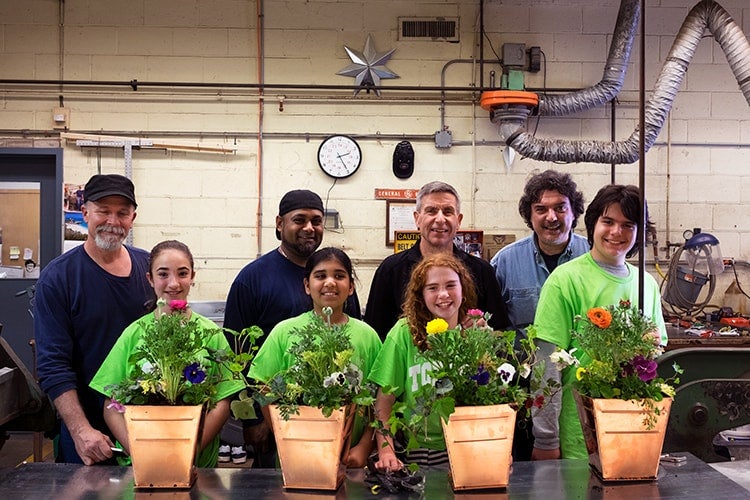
[35,174,154,465]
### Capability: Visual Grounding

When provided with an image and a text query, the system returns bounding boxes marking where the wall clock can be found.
[317,135,362,178]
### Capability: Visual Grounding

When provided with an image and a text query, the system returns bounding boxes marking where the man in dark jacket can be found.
[364,181,508,339]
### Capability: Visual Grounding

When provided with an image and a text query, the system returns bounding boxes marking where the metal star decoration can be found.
[337,34,398,96]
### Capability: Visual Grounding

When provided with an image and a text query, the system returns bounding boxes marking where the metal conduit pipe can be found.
[507,0,750,164]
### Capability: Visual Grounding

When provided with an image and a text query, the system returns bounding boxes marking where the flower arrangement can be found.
[552,300,681,427]
[254,306,375,420]
[105,299,262,413]
[383,310,553,451]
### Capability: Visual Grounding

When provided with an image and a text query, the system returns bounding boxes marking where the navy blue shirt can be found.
[35,245,154,459]
[223,249,362,342]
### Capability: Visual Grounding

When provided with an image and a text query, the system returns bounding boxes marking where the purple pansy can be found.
[470,364,490,386]
[624,355,658,383]
[183,362,206,384]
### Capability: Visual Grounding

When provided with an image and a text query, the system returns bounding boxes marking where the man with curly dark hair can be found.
[490,169,588,461]
[491,170,587,330]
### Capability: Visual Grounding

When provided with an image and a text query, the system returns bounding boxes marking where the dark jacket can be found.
[363,240,509,340]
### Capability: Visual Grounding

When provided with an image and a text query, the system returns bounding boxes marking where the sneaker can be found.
[231,446,247,464]
[218,445,231,463]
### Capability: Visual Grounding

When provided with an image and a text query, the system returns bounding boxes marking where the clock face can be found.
[317,135,362,179]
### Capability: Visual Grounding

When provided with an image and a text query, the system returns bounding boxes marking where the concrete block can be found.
[91,55,146,80]
[65,27,118,55]
[5,25,57,54]
[688,174,740,203]
[117,27,173,56]
[0,53,34,79]
[198,0,254,29]
[688,119,740,144]
[145,1,199,28]
[530,5,581,33]
[174,28,229,57]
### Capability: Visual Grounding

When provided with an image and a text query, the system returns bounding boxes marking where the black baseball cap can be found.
[83,174,137,207]
[276,189,324,239]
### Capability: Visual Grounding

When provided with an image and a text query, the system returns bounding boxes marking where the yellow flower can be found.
[139,379,155,394]
[426,318,449,335]
[659,383,676,398]
[576,367,587,381]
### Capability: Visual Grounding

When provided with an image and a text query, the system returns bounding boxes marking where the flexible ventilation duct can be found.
[501,0,750,164]
[537,0,639,117]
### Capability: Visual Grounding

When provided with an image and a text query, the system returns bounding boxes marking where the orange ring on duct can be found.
[480,90,539,111]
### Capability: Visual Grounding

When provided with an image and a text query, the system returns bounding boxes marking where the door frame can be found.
[0,148,63,373]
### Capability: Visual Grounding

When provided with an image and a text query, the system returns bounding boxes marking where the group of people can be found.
[34,170,666,472]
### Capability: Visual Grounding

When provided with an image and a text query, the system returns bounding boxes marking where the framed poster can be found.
[386,200,416,246]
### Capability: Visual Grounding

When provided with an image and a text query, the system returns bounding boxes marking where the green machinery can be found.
[657,347,750,462]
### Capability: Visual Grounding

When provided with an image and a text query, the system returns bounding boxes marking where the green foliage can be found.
[105,301,262,417]
[377,312,558,454]
[255,307,375,420]
[556,300,682,428]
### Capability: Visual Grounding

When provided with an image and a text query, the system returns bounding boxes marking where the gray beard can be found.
[94,233,126,251]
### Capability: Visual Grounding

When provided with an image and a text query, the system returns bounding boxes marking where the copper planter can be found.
[269,404,354,491]
[574,393,672,481]
[441,404,516,490]
[124,404,204,488]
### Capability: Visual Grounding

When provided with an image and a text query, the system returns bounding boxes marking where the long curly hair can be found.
[401,253,477,351]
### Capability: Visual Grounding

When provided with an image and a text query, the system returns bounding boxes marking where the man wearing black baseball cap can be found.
[83,173,138,207]
[35,173,154,465]
[223,188,361,467]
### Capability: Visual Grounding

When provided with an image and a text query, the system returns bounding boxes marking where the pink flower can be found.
[169,300,188,311]
[107,398,126,413]
[467,309,483,318]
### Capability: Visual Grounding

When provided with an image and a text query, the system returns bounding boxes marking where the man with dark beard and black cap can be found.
[35,174,155,465]
[223,189,361,467]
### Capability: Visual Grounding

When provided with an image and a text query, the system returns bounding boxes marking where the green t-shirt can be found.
[90,312,245,468]
[248,311,382,446]
[534,252,667,458]
[368,318,445,451]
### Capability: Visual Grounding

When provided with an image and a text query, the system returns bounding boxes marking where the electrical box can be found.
[434,130,453,149]
[52,107,70,130]
[502,43,526,67]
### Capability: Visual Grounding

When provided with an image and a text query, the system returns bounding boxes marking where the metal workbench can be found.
[0,453,747,498]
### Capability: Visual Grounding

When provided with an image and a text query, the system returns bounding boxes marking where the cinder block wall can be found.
[1,0,749,310]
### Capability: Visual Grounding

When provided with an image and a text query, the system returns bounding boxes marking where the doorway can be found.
[0,148,63,373]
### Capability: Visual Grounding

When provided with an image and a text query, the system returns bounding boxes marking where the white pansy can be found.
[435,378,453,395]
[323,371,345,388]
[497,363,516,384]
[519,363,532,379]
[549,348,579,370]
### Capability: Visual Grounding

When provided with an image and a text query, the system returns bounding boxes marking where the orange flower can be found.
[587,307,612,329]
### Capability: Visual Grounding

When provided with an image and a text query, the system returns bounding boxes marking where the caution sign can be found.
[394,231,420,253]
[393,230,486,255]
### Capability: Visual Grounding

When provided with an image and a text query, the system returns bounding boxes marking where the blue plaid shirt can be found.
[490,233,589,329]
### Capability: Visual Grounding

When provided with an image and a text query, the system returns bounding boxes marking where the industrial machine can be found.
[662,232,723,318]
[0,328,55,457]
[657,347,750,463]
